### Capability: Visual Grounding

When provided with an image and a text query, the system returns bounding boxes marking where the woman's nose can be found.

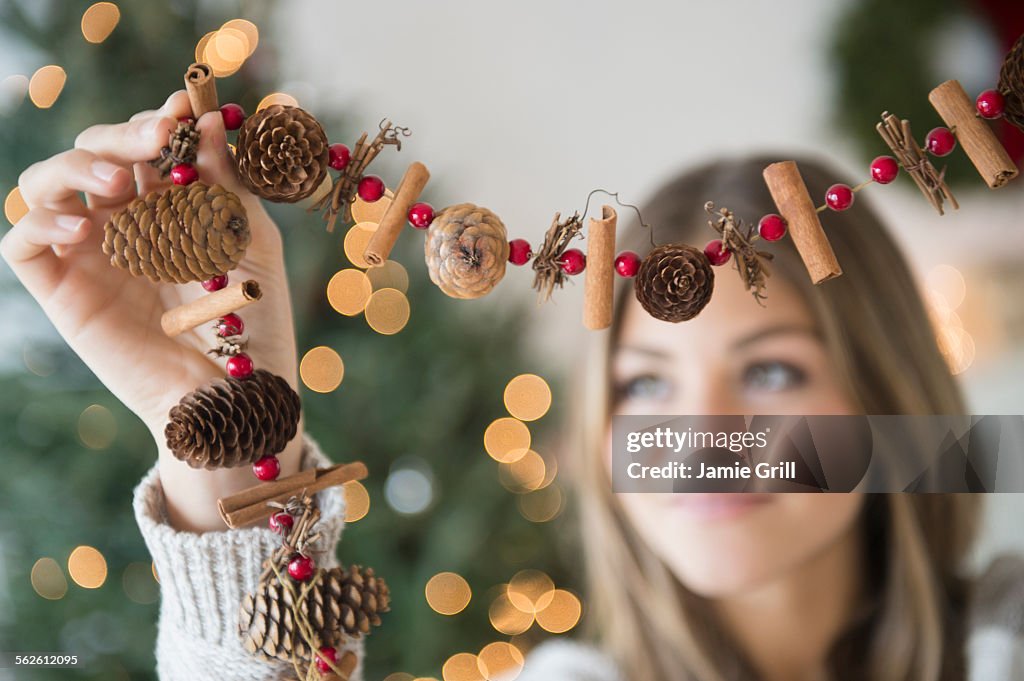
[673,371,742,416]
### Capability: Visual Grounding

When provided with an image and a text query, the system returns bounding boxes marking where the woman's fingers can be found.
[195,110,244,194]
[19,148,132,214]
[135,90,195,195]
[0,208,91,293]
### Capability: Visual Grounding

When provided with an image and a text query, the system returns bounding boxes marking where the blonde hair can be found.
[566,156,981,681]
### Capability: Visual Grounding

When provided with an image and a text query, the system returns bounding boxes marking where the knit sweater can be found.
[134,433,1024,681]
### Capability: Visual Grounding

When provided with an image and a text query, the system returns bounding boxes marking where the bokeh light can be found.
[122,562,159,604]
[367,260,410,293]
[365,288,411,335]
[517,484,563,523]
[257,92,299,111]
[488,591,534,635]
[503,374,551,422]
[476,642,524,681]
[81,3,120,43]
[299,346,345,393]
[4,186,29,225]
[351,191,393,224]
[327,269,373,316]
[384,457,435,515]
[534,589,582,634]
[383,675,414,681]
[221,19,259,56]
[927,265,966,310]
[425,572,472,615]
[77,404,117,450]
[0,74,29,114]
[507,569,554,614]
[67,546,107,589]
[498,450,549,493]
[343,480,370,522]
[343,224,375,268]
[29,65,66,109]
[442,653,484,681]
[483,417,531,463]
[30,557,68,600]
[195,20,260,77]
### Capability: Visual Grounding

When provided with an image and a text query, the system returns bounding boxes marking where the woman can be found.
[2,93,1022,681]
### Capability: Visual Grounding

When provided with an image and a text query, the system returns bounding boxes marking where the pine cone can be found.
[999,32,1024,133]
[236,104,329,203]
[634,243,715,322]
[164,369,301,469]
[149,120,200,177]
[102,182,249,284]
[239,565,390,663]
[425,203,509,299]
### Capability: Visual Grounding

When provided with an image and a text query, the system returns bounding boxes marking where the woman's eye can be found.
[615,374,672,402]
[741,361,807,393]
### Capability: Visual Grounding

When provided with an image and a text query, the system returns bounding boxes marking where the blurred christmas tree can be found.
[0,2,576,679]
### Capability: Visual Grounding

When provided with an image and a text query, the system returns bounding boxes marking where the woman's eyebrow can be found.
[732,324,820,350]
[615,344,671,359]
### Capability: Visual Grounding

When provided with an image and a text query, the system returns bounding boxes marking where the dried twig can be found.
[704,202,773,306]
[531,211,583,303]
[876,112,957,215]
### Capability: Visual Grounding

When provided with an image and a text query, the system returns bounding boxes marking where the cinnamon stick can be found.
[218,461,369,528]
[762,161,842,284]
[184,63,219,118]
[363,161,430,266]
[583,205,617,330]
[928,80,1019,189]
[161,280,261,337]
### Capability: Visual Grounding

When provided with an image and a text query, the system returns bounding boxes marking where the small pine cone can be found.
[328,565,390,637]
[999,33,1024,133]
[164,369,301,469]
[634,243,715,322]
[101,182,249,284]
[149,120,200,177]
[236,104,329,203]
[425,203,509,299]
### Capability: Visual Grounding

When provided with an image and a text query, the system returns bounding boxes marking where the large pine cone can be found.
[240,565,390,663]
[236,104,329,203]
[102,182,249,284]
[634,243,715,322]
[425,203,509,299]
[164,369,301,469]
[149,120,200,177]
[999,33,1024,133]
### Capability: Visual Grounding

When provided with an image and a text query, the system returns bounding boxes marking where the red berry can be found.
[202,275,229,292]
[315,646,338,674]
[269,511,294,533]
[252,455,281,481]
[226,353,254,379]
[219,103,246,131]
[217,313,245,337]
[825,183,855,211]
[925,127,956,157]
[757,214,787,241]
[328,143,351,171]
[559,248,586,275]
[357,175,385,202]
[287,554,315,581]
[976,89,1005,119]
[703,239,731,266]
[870,156,899,185]
[407,202,435,229]
[508,238,533,265]
[614,251,641,277]
[170,163,199,186]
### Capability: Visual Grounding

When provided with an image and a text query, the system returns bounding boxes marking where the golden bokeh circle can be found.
[31,557,68,600]
[211,27,249,62]
[483,418,531,463]
[534,589,582,634]
[257,92,299,111]
[327,269,373,316]
[503,374,552,422]
[488,592,534,635]
[300,346,344,393]
[78,404,117,450]
[365,288,410,335]
[517,484,563,524]
[367,260,410,293]
[343,480,370,522]
[67,545,107,589]
[81,2,120,43]
[476,642,524,681]
[425,572,472,616]
[221,19,259,56]
[5,186,29,225]
[507,569,555,614]
[343,224,375,268]
[195,31,216,64]
[351,191,393,224]
[442,653,484,681]
[29,65,66,109]
[498,450,546,493]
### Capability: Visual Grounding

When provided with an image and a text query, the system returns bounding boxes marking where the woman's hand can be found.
[0,91,304,532]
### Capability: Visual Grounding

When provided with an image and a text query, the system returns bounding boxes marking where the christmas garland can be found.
[92,33,1024,680]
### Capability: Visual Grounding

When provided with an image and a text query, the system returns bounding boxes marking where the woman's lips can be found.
[672,493,773,520]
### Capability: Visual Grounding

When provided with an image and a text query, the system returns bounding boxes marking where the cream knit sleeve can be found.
[132,432,363,681]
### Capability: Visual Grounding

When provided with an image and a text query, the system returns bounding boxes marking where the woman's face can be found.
[608,266,864,597]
